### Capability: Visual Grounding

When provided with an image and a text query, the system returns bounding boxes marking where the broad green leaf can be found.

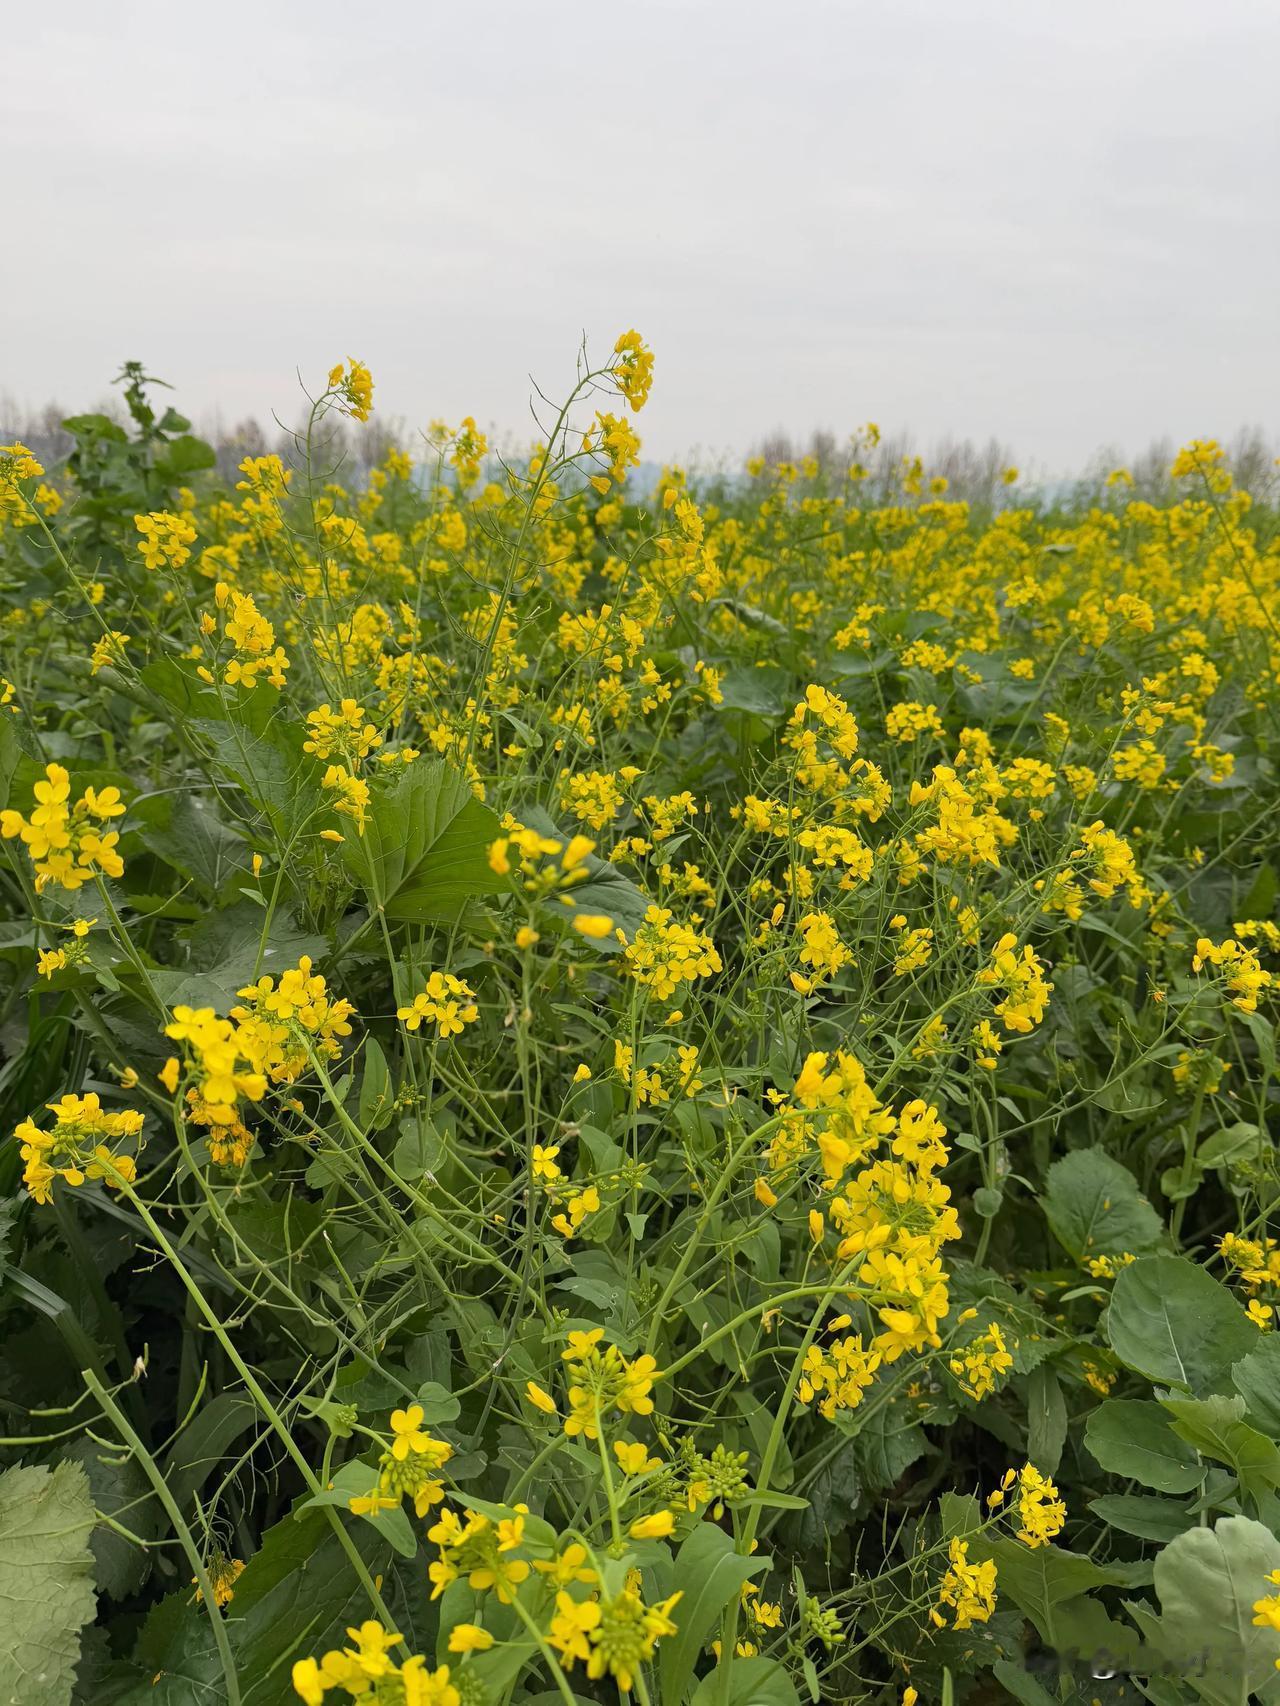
[344,760,503,920]
[139,657,241,723]
[125,1509,387,1705]
[991,1660,1058,1705]
[163,1390,263,1511]
[392,1114,449,1181]
[194,716,317,840]
[1241,1008,1277,1073]
[659,1525,769,1701]
[1162,1393,1280,1502]
[1041,1146,1162,1263]
[0,1462,97,1706]
[545,857,651,946]
[358,1036,393,1130]
[466,1632,537,1696]
[1106,1255,1257,1394]
[1026,1364,1068,1475]
[977,1540,1123,1646]
[1084,1399,1203,1493]
[850,1397,927,1491]
[690,1656,801,1706]
[1045,1592,1145,1666]
[62,412,127,441]
[139,790,243,893]
[1198,1122,1265,1170]
[410,1381,460,1426]
[716,665,791,716]
[1148,1516,1280,1706]
[939,1491,982,1538]
[1089,1494,1195,1543]
[146,966,255,1012]
[298,1463,421,1558]
[153,433,217,479]
[62,1439,159,1601]
[1233,1332,1280,1436]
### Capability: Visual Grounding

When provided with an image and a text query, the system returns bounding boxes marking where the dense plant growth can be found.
[1,339,1279,1706]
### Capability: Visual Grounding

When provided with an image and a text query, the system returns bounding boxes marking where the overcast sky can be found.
[6,1,1278,472]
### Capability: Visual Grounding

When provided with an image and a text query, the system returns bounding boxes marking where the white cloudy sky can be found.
[6,0,1279,471]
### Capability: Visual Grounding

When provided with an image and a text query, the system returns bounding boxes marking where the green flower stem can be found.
[306,1046,553,1320]
[659,1280,868,1381]
[718,1256,859,1702]
[82,1367,242,1706]
[111,1170,394,1626]
[508,1592,581,1706]
[593,1398,624,1548]
[642,1110,789,1360]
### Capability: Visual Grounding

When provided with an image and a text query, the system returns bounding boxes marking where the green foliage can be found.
[1105,1256,1258,1395]
[2,346,1279,1706]
[1084,1401,1204,1494]
[343,758,504,920]
[1139,1518,1280,1706]
[1041,1147,1162,1263]
[0,1462,97,1706]
[660,1526,770,1700]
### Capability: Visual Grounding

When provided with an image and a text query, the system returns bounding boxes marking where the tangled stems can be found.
[101,1160,395,1629]
[303,1042,555,1322]
[642,1107,794,1361]
[86,1369,243,1703]
[716,1255,864,1698]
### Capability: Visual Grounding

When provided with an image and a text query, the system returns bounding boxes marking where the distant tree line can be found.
[2,392,1276,507]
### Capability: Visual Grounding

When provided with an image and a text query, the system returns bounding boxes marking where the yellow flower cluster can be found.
[134,510,197,571]
[549,1583,681,1693]
[787,1071,962,1404]
[193,1551,244,1609]
[977,932,1054,1035]
[198,582,290,690]
[427,1505,530,1603]
[611,328,654,412]
[236,453,291,497]
[293,1621,457,1706]
[14,1092,141,1204]
[559,767,628,829]
[791,909,851,993]
[932,1538,997,1630]
[1,762,125,891]
[397,972,478,1038]
[623,903,722,1002]
[1013,1463,1067,1547]
[586,411,642,492]
[328,358,375,423]
[348,1405,453,1520]
[949,1321,1015,1399]
[1252,1569,1280,1633]
[0,441,44,483]
[320,765,370,836]
[449,416,487,487]
[560,1328,660,1440]
[1220,1231,1280,1291]
[303,699,383,763]
[163,958,354,1134]
[488,826,602,941]
[1193,936,1273,1013]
